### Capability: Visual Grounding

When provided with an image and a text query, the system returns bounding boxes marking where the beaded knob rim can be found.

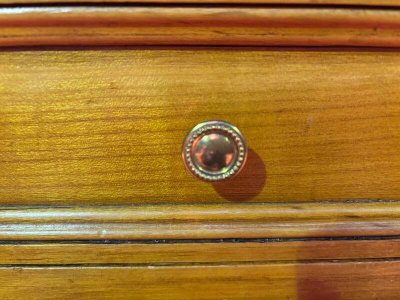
[182,120,248,182]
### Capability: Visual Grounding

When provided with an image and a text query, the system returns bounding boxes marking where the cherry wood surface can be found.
[0,261,399,299]
[1,3,400,298]
[1,7,400,47]
[1,49,400,205]
[0,239,400,264]
[0,203,398,240]
[1,0,400,5]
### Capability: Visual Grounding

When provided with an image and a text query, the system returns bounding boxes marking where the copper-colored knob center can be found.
[182,121,247,182]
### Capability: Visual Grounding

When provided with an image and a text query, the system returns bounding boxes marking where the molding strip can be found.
[1,6,400,47]
[0,202,399,240]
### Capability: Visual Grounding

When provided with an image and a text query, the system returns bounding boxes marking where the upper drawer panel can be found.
[1,49,400,204]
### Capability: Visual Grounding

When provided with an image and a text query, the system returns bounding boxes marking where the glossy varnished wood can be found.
[1,49,400,204]
[0,4,399,299]
[1,1,399,298]
[0,261,399,299]
[1,7,400,47]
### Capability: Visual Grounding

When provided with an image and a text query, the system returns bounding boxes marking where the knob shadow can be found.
[212,148,266,202]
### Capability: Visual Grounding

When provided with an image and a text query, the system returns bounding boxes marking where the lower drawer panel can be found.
[1,261,399,299]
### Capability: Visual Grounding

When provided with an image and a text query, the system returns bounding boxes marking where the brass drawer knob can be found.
[182,120,248,182]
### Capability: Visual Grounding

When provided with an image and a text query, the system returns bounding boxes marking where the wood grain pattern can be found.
[0,203,398,240]
[1,239,400,264]
[0,261,399,299]
[1,0,400,6]
[1,49,400,204]
[1,7,400,47]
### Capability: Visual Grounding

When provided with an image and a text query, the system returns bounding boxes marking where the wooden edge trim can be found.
[1,0,400,6]
[1,239,400,264]
[2,221,400,240]
[0,202,399,240]
[1,202,399,223]
[1,7,400,47]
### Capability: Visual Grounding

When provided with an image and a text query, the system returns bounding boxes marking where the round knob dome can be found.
[182,120,247,182]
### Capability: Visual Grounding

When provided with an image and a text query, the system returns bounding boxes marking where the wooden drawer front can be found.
[1,49,400,205]
[1,262,400,299]
[2,239,400,299]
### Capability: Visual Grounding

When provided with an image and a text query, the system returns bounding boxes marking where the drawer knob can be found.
[182,120,247,182]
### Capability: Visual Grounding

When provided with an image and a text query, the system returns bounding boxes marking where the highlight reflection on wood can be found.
[2,0,400,4]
